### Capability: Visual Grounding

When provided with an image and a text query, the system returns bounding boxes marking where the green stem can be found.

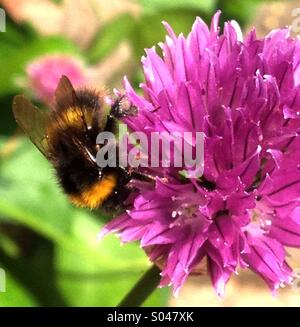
[118,265,161,307]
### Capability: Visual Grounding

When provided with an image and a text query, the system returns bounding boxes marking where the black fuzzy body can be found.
[48,88,130,209]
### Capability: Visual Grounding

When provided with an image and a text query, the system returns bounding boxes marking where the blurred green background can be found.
[0,0,290,307]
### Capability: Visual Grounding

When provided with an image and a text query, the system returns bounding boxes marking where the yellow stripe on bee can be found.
[63,107,83,125]
[69,174,117,209]
[47,106,93,138]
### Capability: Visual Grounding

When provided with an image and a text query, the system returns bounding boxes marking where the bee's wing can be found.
[55,75,78,109]
[13,95,50,158]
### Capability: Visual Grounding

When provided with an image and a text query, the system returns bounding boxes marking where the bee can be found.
[12,75,150,211]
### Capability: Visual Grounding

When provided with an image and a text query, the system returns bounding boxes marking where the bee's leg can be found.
[113,165,156,183]
[104,96,136,133]
[107,97,155,183]
[129,169,156,183]
[111,166,156,184]
[110,96,138,118]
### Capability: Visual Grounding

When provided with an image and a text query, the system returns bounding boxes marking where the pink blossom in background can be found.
[26,55,87,103]
[100,11,300,296]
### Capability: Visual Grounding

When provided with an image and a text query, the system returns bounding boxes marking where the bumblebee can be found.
[13,75,146,211]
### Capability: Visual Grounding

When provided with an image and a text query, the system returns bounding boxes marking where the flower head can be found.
[27,54,87,103]
[100,11,300,296]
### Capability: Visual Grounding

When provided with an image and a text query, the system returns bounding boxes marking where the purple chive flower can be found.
[27,55,87,103]
[100,11,300,296]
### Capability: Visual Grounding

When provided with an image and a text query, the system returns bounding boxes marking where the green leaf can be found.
[0,271,37,307]
[0,238,67,306]
[214,0,261,27]
[143,287,170,307]
[0,231,20,258]
[130,9,211,60]
[0,139,117,266]
[56,245,145,307]
[87,14,136,64]
[139,0,215,13]
[0,17,36,49]
[0,140,170,305]
[56,211,167,306]
[0,36,80,97]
